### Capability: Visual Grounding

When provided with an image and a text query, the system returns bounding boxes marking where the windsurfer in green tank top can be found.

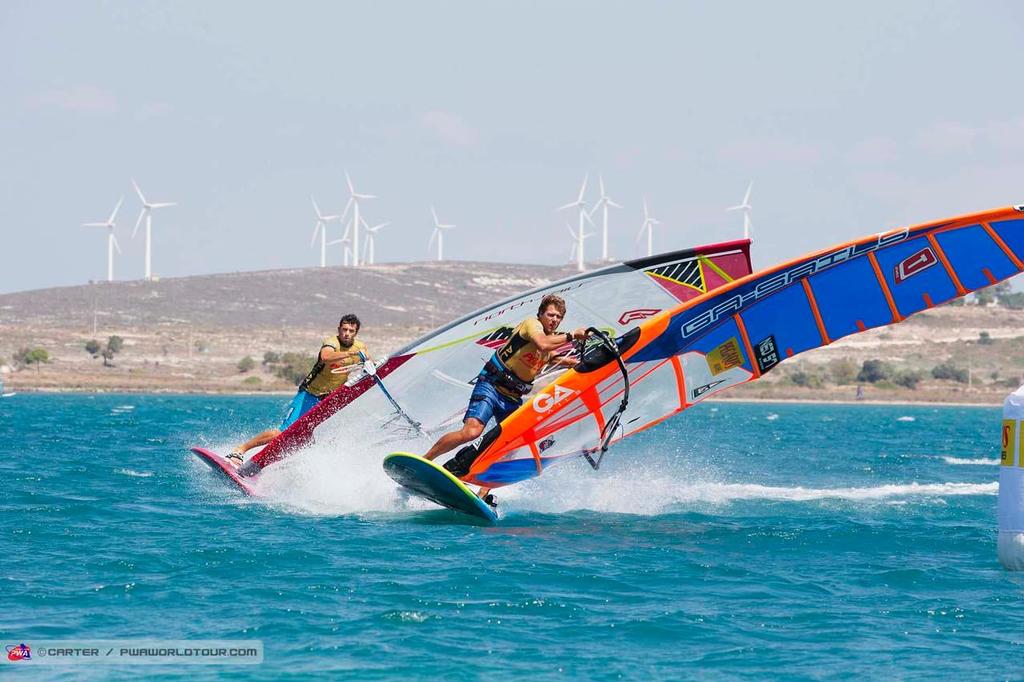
[228,314,370,467]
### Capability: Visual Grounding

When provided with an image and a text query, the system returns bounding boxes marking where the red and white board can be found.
[190,447,260,496]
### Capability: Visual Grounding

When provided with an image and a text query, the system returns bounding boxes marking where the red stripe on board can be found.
[249,353,417,473]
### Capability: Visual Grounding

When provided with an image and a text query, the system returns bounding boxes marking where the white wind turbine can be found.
[567,221,594,272]
[82,197,124,282]
[327,222,353,266]
[727,181,753,239]
[589,175,622,262]
[360,218,390,265]
[558,174,595,270]
[429,206,455,261]
[310,196,340,268]
[340,172,375,267]
[131,179,176,280]
[636,196,661,257]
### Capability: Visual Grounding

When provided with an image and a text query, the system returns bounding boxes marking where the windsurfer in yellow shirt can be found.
[423,294,586,480]
[227,314,370,467]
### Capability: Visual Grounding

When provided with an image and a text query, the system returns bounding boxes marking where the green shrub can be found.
[1000,292,1024,310]
[857,359,892,383]
[932,362,968,383]
[979,331,993,345]
[237,356,256,373]
[790,370,823,389]
[15,347,50,372]
[274,352,315,386]
[894,370,923,389]
[828,358,859,385]
[85,339,102,357]
[242,376,262,386]
[263,351,281,365]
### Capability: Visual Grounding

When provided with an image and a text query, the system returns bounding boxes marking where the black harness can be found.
[481,355,534,397]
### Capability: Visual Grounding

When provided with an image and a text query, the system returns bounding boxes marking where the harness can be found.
[481,354,533,397]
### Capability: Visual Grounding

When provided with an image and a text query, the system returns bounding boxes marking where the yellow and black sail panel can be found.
[644,248,751,303]
[463,205,1024,489]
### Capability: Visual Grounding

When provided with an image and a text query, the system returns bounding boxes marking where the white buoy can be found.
[998,385,1024,569]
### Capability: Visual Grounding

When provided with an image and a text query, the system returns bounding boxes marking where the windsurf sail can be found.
[457,205,1024,488]
[237,239,753,476]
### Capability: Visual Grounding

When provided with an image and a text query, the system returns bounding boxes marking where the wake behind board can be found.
[383,452,498,523]
[190,447,259,496]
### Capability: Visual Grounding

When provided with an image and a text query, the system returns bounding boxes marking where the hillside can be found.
[0,261,576,393]
[1,262,1022,402]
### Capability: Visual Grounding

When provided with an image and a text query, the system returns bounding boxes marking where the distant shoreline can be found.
[1,386,1005,408]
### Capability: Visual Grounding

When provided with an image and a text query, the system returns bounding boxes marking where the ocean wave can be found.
[942,456,999,466]
[499,465,997,516]
[116,468,153,478]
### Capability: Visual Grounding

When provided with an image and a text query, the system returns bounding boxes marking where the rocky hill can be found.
[1,261,1022,403]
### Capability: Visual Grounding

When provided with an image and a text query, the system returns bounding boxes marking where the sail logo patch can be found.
[755,335,780,373]
[893,247,937,284]
[692,379,727,399]
[707,337,744,376]
[533,384,578,413]
[618,308,661,325]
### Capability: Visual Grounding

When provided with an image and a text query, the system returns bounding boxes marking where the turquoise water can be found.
[2,394,1021,679]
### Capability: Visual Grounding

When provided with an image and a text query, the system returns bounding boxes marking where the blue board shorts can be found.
[464,375,522,427]
[279,390,321,431]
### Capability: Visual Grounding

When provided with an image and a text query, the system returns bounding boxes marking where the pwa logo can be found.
[532,385,578,413]
[894,247,937,284]
[618,308,661,326]
[6,643,31,661]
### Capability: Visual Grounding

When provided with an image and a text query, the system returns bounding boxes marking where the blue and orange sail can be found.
[462,205,1024,488]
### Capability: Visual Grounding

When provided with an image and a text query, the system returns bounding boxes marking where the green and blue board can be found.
[383,452,498,523]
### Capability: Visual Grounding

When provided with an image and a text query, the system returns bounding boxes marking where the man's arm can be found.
[319,346,361,363]
[525,326,587,352]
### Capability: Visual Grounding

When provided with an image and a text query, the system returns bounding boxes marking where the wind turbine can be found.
[636,196,661,257]
[82,197,124,282]
[131,179,176,280]
[340,172,375,267]
[360,218,390,265]
[429,206,455,261]
[727,181,753,239]
[567,222,594,272]
[588,175,622,262]
[327,222,353,266]
[558,173,595,269]
[310,196,340,268]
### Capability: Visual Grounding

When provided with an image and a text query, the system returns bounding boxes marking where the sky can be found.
[2,1,1024,293]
